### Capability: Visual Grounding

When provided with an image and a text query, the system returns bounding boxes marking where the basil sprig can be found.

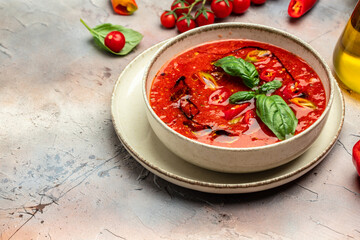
[229,80,283,104]
[214,56,259,88]
[256,94,298,140]
[257,80,282,94]
[80,19,143,56]
[229,91,256,103]
[229,82,297,140]
[216,55,298,140]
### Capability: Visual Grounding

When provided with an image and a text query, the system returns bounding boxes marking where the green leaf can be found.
[216,0,231,7]
[195,7,213,20]
[258,80,282,94]
[214,56,260,89]
[80,19,143,56]
[178,14,194,27]
[229,91,256,104]
[255,94,298,140]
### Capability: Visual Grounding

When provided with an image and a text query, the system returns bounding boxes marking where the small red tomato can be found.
[353,140,360,176]
[211,0,233,18]
[104,31,125,52]
[160,11,177,28]
[171,0,190,17]
[251,0,267,5]
[233,0,250,14]
[176,15,196,33]
[260,68,276,82]
[195,8,215,26]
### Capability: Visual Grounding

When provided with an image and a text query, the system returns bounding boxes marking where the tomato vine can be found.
[160,0,318,33]
[159,0,260,33]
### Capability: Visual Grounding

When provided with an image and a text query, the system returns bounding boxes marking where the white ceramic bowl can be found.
[143,23,334,173]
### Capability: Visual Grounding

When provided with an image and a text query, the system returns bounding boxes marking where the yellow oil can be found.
[333,2,360,93]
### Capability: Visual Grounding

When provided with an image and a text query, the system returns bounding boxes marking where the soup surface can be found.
[149,40,326,148]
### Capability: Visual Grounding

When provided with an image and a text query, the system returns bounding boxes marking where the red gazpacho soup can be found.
[149,40,326,148]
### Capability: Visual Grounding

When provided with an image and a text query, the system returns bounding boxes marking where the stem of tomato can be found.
[201,0,207,7]
[172,6,188,13]
[173,0,202,16]
[187,0,201,14]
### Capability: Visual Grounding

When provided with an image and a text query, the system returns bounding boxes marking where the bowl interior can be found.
[146,23,332,105]
[144,23,334,151]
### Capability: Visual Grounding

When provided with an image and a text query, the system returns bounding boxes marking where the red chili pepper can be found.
[208,88,231,106]
[223,102,250,120]
[288,0,318,18]
[353,140,360,176]
[111,0,138,15]
[260,68,276,82]
[242,109,255,124]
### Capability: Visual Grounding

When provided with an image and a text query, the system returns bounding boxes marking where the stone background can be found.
[1,0,360,239]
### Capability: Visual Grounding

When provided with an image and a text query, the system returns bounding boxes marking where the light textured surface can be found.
[0,0,360,239]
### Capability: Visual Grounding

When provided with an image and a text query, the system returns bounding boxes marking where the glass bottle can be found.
[333,1,360,93]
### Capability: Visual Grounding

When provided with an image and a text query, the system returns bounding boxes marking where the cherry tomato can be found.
[251,0,267,5]
[353,140,360,176]
[260,68,276,82]
[160,11,177,28]
[171,0,190,17]
[195,8,215,26]
[208,88,231,106]
[176,15,196,33]
[104,31,125,53]
[211,0,233,18]
[233,0,250,14]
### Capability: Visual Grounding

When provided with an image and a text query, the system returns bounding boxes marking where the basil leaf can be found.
[255,94,298,140]
[80,19,143,56]
[229,91,256,104]
[259,80,282,94]
[214,56,260,89]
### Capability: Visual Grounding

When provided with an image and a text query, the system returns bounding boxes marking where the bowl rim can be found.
[142,22,335,152]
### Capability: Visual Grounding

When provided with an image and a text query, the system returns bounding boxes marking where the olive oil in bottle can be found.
[333,1,360,93]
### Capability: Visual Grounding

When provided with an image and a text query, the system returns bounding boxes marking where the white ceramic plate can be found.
[111,41,345,194]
